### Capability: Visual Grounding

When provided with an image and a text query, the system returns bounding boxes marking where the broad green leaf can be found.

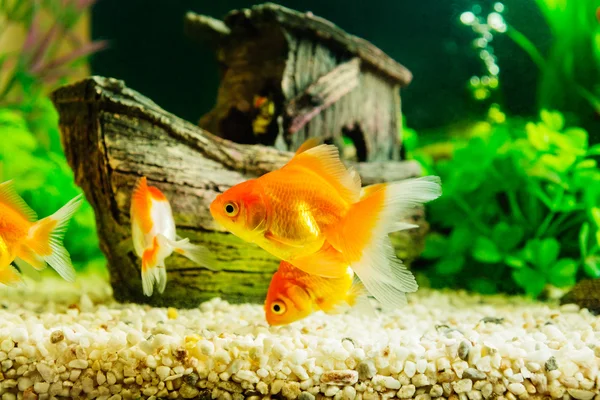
[512,268,546,298]
[575,159,597,170]
[548,258,578,287]
[564,128,588,151]
[540,109,564,131]
[526,122,550,151]
[435,256,465,275]
[472,237,503,263]
[536,238,561,270]
[592,208,600,227]
[505,254,526,268]
[584,257,600,278]
[422,233,449,259]
[586,144,600,156]
[580,223,590,258]
[449,225,473,255]
[597,230,600,247]
[539,153,577,173]
[492,222,524,251]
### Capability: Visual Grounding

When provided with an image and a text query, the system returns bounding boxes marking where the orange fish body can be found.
[211,143,442,310]
[130,177,214,296]
[0,180,82,285]
[264,260,360,325]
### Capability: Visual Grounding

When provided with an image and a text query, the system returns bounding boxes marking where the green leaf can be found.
[492,222,524,251]
[591,208,600,227]
[512,267,546,298]
[548,258,578,287]
[449,225,473,255]
[540,109,564,131]
[526,122,550,151]
[435,256,465,275]
[576,159,597,170]
[586,144,600,156]
[580,223,590,258]
[524,238,560,271]
[505,254,526,268]
[472,237,503,263]
[422,233,449,260]
[583,256,600,278]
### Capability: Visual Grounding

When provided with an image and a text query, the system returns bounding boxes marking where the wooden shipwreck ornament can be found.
[51,77,427,308]
[185,3,413,162]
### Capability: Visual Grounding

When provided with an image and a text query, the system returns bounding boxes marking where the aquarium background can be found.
[1,0,599,298]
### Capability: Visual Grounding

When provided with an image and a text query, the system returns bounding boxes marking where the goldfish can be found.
[264,260,370,325]
[210,141,442,310]
[0,180,82,285]
[130,176,215,296]
[264,182,420,325]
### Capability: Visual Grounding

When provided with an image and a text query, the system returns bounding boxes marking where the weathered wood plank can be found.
[51,76,426,308]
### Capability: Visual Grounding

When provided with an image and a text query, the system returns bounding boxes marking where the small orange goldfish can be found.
[0,180,82,285]
[210,142,441,310]
[130,177,214,296]
[264,260,372,325]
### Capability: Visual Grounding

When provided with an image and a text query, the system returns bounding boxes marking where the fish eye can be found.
[224,202,239,217]
[271,301,286,315]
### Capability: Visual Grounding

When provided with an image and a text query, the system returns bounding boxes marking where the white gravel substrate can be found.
[0,275,599,400]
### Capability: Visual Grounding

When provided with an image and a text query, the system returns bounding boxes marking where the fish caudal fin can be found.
[326,176,442,310]
[141,236,166,296]
[23,195,83,282]
[166,236,216,270]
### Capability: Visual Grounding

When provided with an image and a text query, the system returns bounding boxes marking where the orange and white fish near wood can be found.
[210,142,442,312]
[0,180,83,286]
[130,177,215,297]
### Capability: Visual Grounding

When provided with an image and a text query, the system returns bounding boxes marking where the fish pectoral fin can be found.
[159,234,217,271]
[263,232,307,248]
[13,258,42,282]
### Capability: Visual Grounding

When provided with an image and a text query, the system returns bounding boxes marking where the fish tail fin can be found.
[13,258,42,282]
[0,263,23,286]
[24,194,83,282]
[141,236,165,296]
[326,176,442,310]
[346,278,377,318]
[166,236,216,270]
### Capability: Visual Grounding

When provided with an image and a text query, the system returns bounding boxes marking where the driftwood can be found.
[185,3,412,162]
[51,76,427,308]
[560,279,600,315]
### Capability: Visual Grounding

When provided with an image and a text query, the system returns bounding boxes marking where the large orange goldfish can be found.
[0,180,82,285]
[130,177,214,296]
[264,260,378,325]
[210,143,441,310]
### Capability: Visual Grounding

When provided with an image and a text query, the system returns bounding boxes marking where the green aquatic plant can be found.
[420,109,600,298]
[505,0,600,117]
[0,0,107,272]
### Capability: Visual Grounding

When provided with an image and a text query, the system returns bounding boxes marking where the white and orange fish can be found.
[130,177,214,296]
[0,180,82,285]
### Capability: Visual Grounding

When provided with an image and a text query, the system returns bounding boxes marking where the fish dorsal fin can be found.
[284,144,361,203]
[0,180,37,222]
[295,138,322,155]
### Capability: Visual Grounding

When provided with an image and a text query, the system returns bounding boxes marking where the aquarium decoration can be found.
[184,3,413,162]
[50,75,426,308]
[0,2,599,400]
